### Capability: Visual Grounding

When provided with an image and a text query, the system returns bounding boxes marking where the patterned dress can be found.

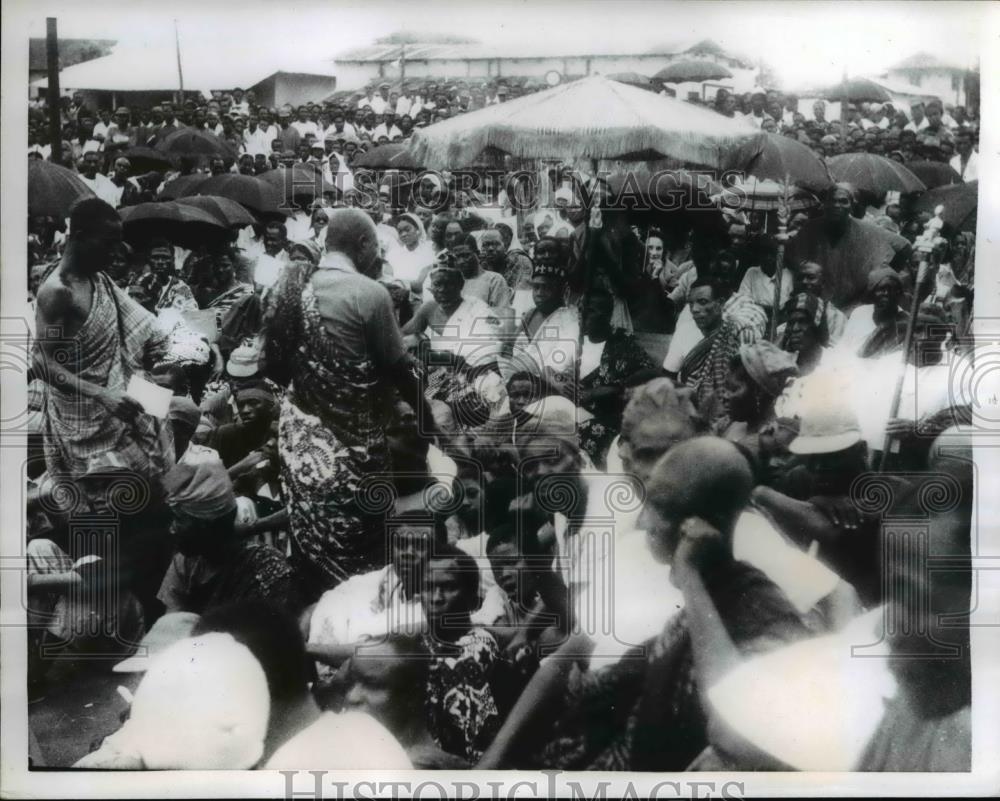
[423,628,502,762]
[277,283,393,593]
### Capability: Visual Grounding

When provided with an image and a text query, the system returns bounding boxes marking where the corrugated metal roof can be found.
[334,37,753,65]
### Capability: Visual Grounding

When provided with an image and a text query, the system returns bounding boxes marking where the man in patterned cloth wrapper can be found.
[33,198,175,617]
[34,198,173,485]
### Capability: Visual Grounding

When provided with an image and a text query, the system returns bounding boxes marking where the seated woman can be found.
[578,289,655,468]
[385,213,436,301]
[421,545,503,762]
[715,341,800,458]
[403,260,505,427]
[778,292,832,376]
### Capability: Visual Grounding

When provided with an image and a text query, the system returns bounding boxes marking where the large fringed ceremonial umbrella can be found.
[407,75,758,170]
[28,160,96,217]
[654,59,733,84]
[827,153,926,195]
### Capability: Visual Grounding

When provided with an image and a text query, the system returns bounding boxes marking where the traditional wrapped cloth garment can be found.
[40,271,173,486]
[267,260,395,592]
[678,317,746,419]
[538,560,810,771]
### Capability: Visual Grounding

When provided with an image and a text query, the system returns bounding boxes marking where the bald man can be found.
[265,208,435,594]
[615,437,810,771]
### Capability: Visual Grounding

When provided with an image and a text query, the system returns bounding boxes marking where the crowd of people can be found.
[23,73,977,773]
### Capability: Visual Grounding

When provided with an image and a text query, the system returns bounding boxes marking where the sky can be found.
[15,0,990,91]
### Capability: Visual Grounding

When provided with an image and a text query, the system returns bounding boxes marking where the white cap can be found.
[122,633,270,769]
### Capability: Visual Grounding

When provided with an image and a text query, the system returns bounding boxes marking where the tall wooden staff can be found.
[878,205,945,471]
[769,174,791,341]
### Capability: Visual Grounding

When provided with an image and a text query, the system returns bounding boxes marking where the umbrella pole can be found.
[840,68,849,151]
[46,18,62,166]
[769,175,791,340]
[877,211,941,471]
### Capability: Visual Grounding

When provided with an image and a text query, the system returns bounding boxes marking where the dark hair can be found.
[193,601,309,703]
[690,276,725,300]
[388,510,449,547]
[426,543,480,603]
[455,233,479,253]
[68,197,118,240]
[506,370,541,394]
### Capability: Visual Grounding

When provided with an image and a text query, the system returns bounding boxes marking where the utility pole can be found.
[46,17,62,165]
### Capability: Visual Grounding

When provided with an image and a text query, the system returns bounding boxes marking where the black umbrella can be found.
[256,163,339,207]
[196,174,287,216]
[154,128,237,160]
[913,180,977,234]
[28,160,96,218]
[158,173,209,200]
[606,72,653,89]
[723,132,832,193]
[175,195,257,228]
[827,153,925,195]
[121,146,175,174]
[904,160,962,190]
[654,59,733,83]
[119,200,229,250]
[818,77,892,103]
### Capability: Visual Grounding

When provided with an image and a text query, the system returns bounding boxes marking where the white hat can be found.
[554,186,574,206]
[122,633,270,769]
[113,612,201,673]
[789,393,863,455]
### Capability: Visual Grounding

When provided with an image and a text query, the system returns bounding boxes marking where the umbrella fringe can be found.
[417,128,744,170]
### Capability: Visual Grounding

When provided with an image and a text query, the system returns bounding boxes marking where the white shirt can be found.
[78,172,120,207]
[950,150,979,181]
[579,337,607,379]
[365,96,389,115]
[372,123,402,141]
[291,119,320,139]
[323,122,357,140]
[92,120,112,141]
[265,712,412,770]
[243,127,272,156]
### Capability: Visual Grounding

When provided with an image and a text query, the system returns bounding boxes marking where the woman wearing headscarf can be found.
[715,341,800,456]
[385,212,437,299]
[839,267,909,359]
[779,292,832,376]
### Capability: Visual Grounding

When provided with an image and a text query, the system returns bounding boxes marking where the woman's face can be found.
[415,207,434,230]
[214,254,234,285]
[646,236,664,264]
[444,223,465,251]
[722,367,755,422]
[785,311,819,353]
[397,218,419,249]
[430,271,463,308]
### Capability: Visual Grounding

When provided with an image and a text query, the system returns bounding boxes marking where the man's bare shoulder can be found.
[35,267,76,324]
